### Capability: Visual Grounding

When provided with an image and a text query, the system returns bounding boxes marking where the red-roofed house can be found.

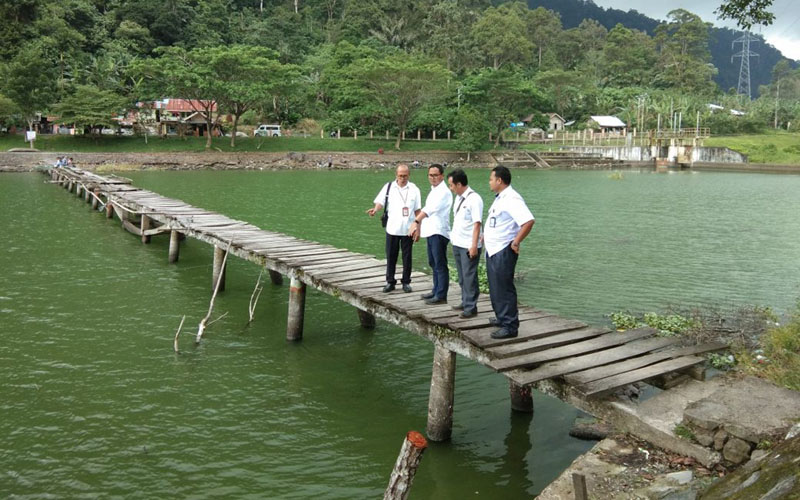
[140,98,221,136]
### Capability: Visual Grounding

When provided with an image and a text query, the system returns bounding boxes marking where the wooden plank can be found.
[487,326,610,359]
[578,356,706,397]
[447,309,555,330]
[489,327,658,372]
[564,342,727,386]
[506,335,680,384]
[462,315,582,348]
[302,258,384,272]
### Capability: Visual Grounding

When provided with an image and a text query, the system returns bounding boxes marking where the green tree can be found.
[602,24,657,87]
[354,54,450,149]
[52,84,129,134]
[3,42,59,134]
[653,10,717,94]
[471,5,532,70]
[205,45,300,146]
[455,105,490,161]
[422,0,479,73]
[523,6,562,68]
[462,68,545,147]
[0,93,21,129]
[716,0,774,29]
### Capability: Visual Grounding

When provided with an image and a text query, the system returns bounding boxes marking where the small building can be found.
[547,113,566,131]
[588,115,626,133]
[141,98,221,136]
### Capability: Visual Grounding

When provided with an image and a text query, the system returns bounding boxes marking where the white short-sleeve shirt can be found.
[450,187,484,249]
[373,181,422,236]
[484,185,534,256]
[420,181,452,238]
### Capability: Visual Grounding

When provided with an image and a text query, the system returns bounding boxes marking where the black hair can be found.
[492,166,511,185]
[447,168,468,186]
[429,163,444,175]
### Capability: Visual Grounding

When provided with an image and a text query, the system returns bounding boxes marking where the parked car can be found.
[254,124,281,137]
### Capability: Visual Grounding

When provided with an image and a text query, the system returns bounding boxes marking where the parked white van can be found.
[254,124,281,137]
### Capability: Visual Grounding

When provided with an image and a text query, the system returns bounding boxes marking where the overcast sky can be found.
[591,0,800,60]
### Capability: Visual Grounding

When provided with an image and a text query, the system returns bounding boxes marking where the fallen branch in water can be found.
[174,315,186,353]
[248,267,265,324]
[196,241,231,344]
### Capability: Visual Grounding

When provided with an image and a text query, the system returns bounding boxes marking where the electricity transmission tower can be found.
[732,31,759,99]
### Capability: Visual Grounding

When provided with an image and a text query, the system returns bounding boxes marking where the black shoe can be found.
[383,283,395,293]
[490,328,518,339]
[421,292,435,300]
[489,317,500,326]
[459,310,478,319]
[425,297,447,305]
[451,304,465,311]
[402,284,413,293]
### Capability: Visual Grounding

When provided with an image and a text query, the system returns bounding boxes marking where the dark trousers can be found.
[386,233,413,285]
[453,245,480,314]
[426,234,450,299]
[486,244,519,332]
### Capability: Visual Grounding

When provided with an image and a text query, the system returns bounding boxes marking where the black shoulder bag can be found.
[380,182,391,227]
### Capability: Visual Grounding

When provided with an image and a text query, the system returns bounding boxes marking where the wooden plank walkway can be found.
[45,166,725,415]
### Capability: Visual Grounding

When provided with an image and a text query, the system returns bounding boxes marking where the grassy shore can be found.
[0,134,469,153]
[705,130,800,164]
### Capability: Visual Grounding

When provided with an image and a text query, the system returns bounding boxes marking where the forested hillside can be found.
[1,0,798,149]
[528,0,795,96]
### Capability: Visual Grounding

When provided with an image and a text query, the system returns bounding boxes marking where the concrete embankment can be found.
[0,151,495,172]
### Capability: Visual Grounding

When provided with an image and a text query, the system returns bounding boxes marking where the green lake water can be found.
[2,168,800,498]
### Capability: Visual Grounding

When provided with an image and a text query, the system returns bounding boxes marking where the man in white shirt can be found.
[446,168,483,318]
[409,164,452,304]
[484,166,535,339]
[366,164,422,293]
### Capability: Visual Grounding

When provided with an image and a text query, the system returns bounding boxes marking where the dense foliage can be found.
[0,0,798,148]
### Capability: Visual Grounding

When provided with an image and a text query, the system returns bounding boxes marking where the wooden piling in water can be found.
[91,189,99,210]
[105,202,114,219]
[168,230,181,263]
[509,380,533,413]
[286,275,306,341]
[268,270,283,285]
[140,215,151,244]
[212,246,227,292]
[426,344,456,441]
[384,431,428,500]
[357,309,376,329]
[83,186,90,202]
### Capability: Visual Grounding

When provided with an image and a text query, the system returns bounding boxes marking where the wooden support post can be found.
[426,344,456,441]
[212,246,227,292]
[416,130,421,140]
[357,309,375,329]
[268,270,283,285]
[286,275,305,341]
[354,129,357,139]
[67,180,74,192]
[432,130,436,141]
[84,186,90,203]
[105,202,114,219]
[509,380,533,413]
[321,129,324,139]
[572,473,588,500]
[370,130,373,139]
[91,190,99,210]
[337,128,340,139]
[384,431,428,500]
[140,214,151,244]
[447,130,451,140]
[386,130,389,140]
[168,230,181,263]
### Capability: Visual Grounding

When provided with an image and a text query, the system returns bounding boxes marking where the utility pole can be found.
[774,79,781,129]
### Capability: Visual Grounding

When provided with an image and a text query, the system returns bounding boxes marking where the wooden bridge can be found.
[45,165,724,445]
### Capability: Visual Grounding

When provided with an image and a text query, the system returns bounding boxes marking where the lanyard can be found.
[455,191,473,215]
[397,185,410,206]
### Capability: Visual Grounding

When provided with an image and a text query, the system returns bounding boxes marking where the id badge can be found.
[402,207,409,217]
[489,217,497,228]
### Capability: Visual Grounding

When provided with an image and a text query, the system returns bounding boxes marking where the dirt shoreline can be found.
[0,151,494,172]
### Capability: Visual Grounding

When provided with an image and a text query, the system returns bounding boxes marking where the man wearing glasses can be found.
[409,164,453,304]
[367,164,421,293]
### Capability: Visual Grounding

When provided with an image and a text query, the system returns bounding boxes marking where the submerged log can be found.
[384,431,428,500]
[427,344,456,441]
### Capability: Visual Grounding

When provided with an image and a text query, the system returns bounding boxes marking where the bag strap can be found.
[455,190,473,215]
[383,182,391,209]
